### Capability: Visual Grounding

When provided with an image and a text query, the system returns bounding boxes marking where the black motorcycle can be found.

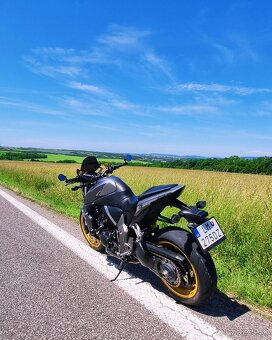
[58,155,225,306]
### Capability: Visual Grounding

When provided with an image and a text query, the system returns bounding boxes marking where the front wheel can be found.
[154,228,217,306]
[80,212,104,252]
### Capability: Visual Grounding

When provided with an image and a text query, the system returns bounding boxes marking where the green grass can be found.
[0,160,271,309]
[44,153,149,165]
[42,153,84,163]
[43,153,125,163]
[0,151,149,165]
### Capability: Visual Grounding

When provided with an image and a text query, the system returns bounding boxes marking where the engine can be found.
[83,205,119,254]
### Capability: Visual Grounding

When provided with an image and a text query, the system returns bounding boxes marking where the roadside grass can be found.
[0,160,271,309]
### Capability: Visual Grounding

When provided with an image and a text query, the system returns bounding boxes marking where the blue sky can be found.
[0,0,272,157]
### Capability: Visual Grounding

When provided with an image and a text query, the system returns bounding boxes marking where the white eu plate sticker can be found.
[193,217,225,253]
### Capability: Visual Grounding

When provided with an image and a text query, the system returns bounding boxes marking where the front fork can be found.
[81,206,97,235]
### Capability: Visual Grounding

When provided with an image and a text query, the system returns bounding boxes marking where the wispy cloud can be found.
[3,119,63,128]
[111,99,139,111]
[33,47,76,56]
[202,30,259,65]
[63,87,152,117]
[96,25,175,81]
[169,82,272,96]
[67,81,109,96]
[97,24,151,50]
[144,51,175,82]
[253,100,272,117]
[23,54,83,79]
[230,34,258,62]
[0,95,110,118]
[210,42,235,64]
[61,97,109,117]
[0,97,68,116]
[157,104,218,114]
[23,25,175,85]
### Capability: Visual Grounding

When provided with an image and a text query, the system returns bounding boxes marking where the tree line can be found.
[0,152,47,161]
[1,151,271,175]
[147,156,272,175]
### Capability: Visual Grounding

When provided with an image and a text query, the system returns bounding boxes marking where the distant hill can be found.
[1,146,271,174]
[0,146,268,162]
[146,153,207,159]
[147,153,203,158]
[0,146,208,162]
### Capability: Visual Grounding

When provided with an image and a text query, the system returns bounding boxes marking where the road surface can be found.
[0,186,271,339]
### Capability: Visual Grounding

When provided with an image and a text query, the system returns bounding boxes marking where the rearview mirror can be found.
[58,174,67,182]
[124,154,132,162]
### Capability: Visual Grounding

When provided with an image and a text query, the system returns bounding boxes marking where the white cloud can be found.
[170,82,272,96]
[0,97,68,116]
[23,25,176,86]
[61,97,109,117]
[23,56,82,79]
[32,47,76,56]
[111,99,138,111]
[157,104,217,114]
[144,51,175,82]
[67,81,109,96]
[97,25,151,49]
[202,30,259,65]
[210,43,235,64]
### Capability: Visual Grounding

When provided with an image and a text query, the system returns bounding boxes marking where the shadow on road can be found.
[190,291,250,321]
[106,256,250,321]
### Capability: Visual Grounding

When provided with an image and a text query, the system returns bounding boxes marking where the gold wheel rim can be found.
[80,213,102,249]
[158,240,198,299]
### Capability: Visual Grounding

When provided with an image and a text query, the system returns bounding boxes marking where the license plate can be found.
[193,217,225,253]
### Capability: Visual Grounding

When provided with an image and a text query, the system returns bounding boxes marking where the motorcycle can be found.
[58,155,225,306]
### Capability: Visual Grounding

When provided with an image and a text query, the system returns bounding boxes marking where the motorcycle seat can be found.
[138,184,178,201]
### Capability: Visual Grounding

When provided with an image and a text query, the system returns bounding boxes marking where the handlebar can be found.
[65,177,80,184]
[105,161,127,174]
[66,173,99,184]
[58,159,129,186]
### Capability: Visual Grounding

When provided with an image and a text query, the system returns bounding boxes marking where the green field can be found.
[43,153,149,165]
[0,150,149,165]
[0,160,271,310]
[43,153,122,164]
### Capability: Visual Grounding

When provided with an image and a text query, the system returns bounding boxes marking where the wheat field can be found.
[0,160,271,308]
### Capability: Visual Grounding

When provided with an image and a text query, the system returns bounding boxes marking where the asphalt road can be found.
[0,186,271,340]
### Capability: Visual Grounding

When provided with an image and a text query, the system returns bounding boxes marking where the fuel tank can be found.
[84,176,138,215]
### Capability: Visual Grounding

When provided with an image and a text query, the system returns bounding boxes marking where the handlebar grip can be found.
[71,186,80,191]
[66,177,79,184]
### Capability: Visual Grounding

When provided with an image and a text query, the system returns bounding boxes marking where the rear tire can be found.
[80,212,104,252]
[154,227,217,306]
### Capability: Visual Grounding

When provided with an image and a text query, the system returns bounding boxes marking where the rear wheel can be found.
[80,212,104,252]
[155,228,217,306]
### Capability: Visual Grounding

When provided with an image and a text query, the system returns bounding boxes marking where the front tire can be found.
[80,212,104,252]
[155,227,217,306]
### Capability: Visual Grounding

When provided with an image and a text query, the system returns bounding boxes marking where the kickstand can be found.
[111,261,127,282]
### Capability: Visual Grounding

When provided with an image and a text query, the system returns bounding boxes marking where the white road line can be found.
[0,188,232,340]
